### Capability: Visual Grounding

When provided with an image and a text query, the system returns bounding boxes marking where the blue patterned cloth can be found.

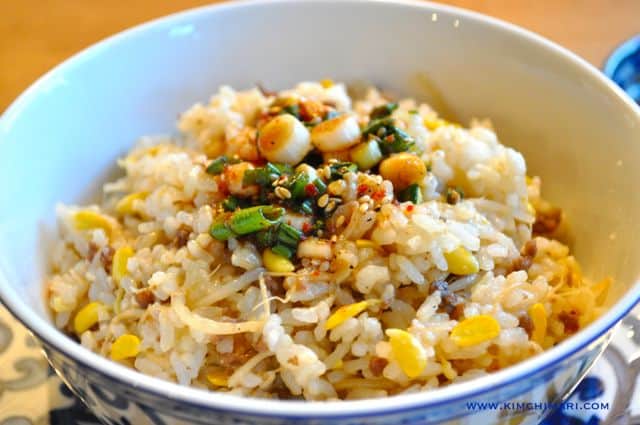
[604,34,640,104]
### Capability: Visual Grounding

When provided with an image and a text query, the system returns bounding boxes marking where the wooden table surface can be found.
[1,0,638,112]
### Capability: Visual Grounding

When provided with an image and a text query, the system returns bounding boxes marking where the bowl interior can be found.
[1,0,639,408]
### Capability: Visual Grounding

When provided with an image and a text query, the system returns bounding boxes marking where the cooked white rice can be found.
[46,81,609,400]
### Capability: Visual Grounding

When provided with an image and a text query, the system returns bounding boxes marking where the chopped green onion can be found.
[300,199,314,214]
[227,205,284,235]
[206,156,229,175]
[272,244,294,259]
[210,217,235,241]
[362,117,393,137]
[289,172,311,199]
[255,226,277,247]
[329,162,358,180]
[370,103,398,120]
[243,162,292,186]
[277,223,302,247]
[399,184,423,204]
[222,196,240,212]
[281,104,300,119]
[375,132,414,154]
[362,116,415,154]
[350,140,383,170]
[271,163,294,176]
[243,167,272,186]
[313,178,327,195]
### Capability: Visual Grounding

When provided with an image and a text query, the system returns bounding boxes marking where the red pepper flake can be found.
[216,178,229,195]
[312,270,320,277]
[384,134,395,142]
[304,183,318,197]
[357,184,369,196]
[371,189,385,202]
[406,204,414,212]
[302,222,313,234]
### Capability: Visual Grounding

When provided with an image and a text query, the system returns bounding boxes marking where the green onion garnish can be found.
[370,103,398,120]
[228,205,284,235]
[399,184,423,204]
[277,223,302,247]
[385,127,415,153]
[329,162,358,180]
[222,196,239,212]
[206,156,229,175]
[300,199,314,214]
[281,104,300,119]
[209,217,235,241]
[362,116,415,154]
[313,178,327,195]
[243,162,292,187]
[362,117,393,137]
[288,172,311,199]
[255,227,277,247]
[272,244,294,259]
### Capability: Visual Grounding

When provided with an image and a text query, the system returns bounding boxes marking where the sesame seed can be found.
[325,200,336,213]
[275,187,292,199]
[330,235,338,242]
[336,215,345,227]
[318,194,329,208]
[359,203,370,213]
[359,195,372,203]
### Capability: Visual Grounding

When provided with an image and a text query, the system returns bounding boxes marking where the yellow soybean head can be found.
[73,301,104,334]
[320,79,334,88]
[110,334,141,361]
[424,117,457,131]
[74,210,117,239]
[528,303,547,345]
[326,300,379,330]
[262,248,295,273]
[385,328,427,379]
[444,246,479,275]
[206,371,229,387]
[112,246,134,286]
[115,192,148,215]
[451,314,501,347]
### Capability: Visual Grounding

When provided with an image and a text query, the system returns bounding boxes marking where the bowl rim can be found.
[2,0,640,418]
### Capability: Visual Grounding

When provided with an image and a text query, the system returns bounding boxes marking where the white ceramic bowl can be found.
[1,1,639,424]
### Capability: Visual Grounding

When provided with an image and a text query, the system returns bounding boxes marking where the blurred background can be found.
[1,0,639,111]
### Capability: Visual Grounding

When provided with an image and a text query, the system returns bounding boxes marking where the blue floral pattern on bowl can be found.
[2,306,640,425]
